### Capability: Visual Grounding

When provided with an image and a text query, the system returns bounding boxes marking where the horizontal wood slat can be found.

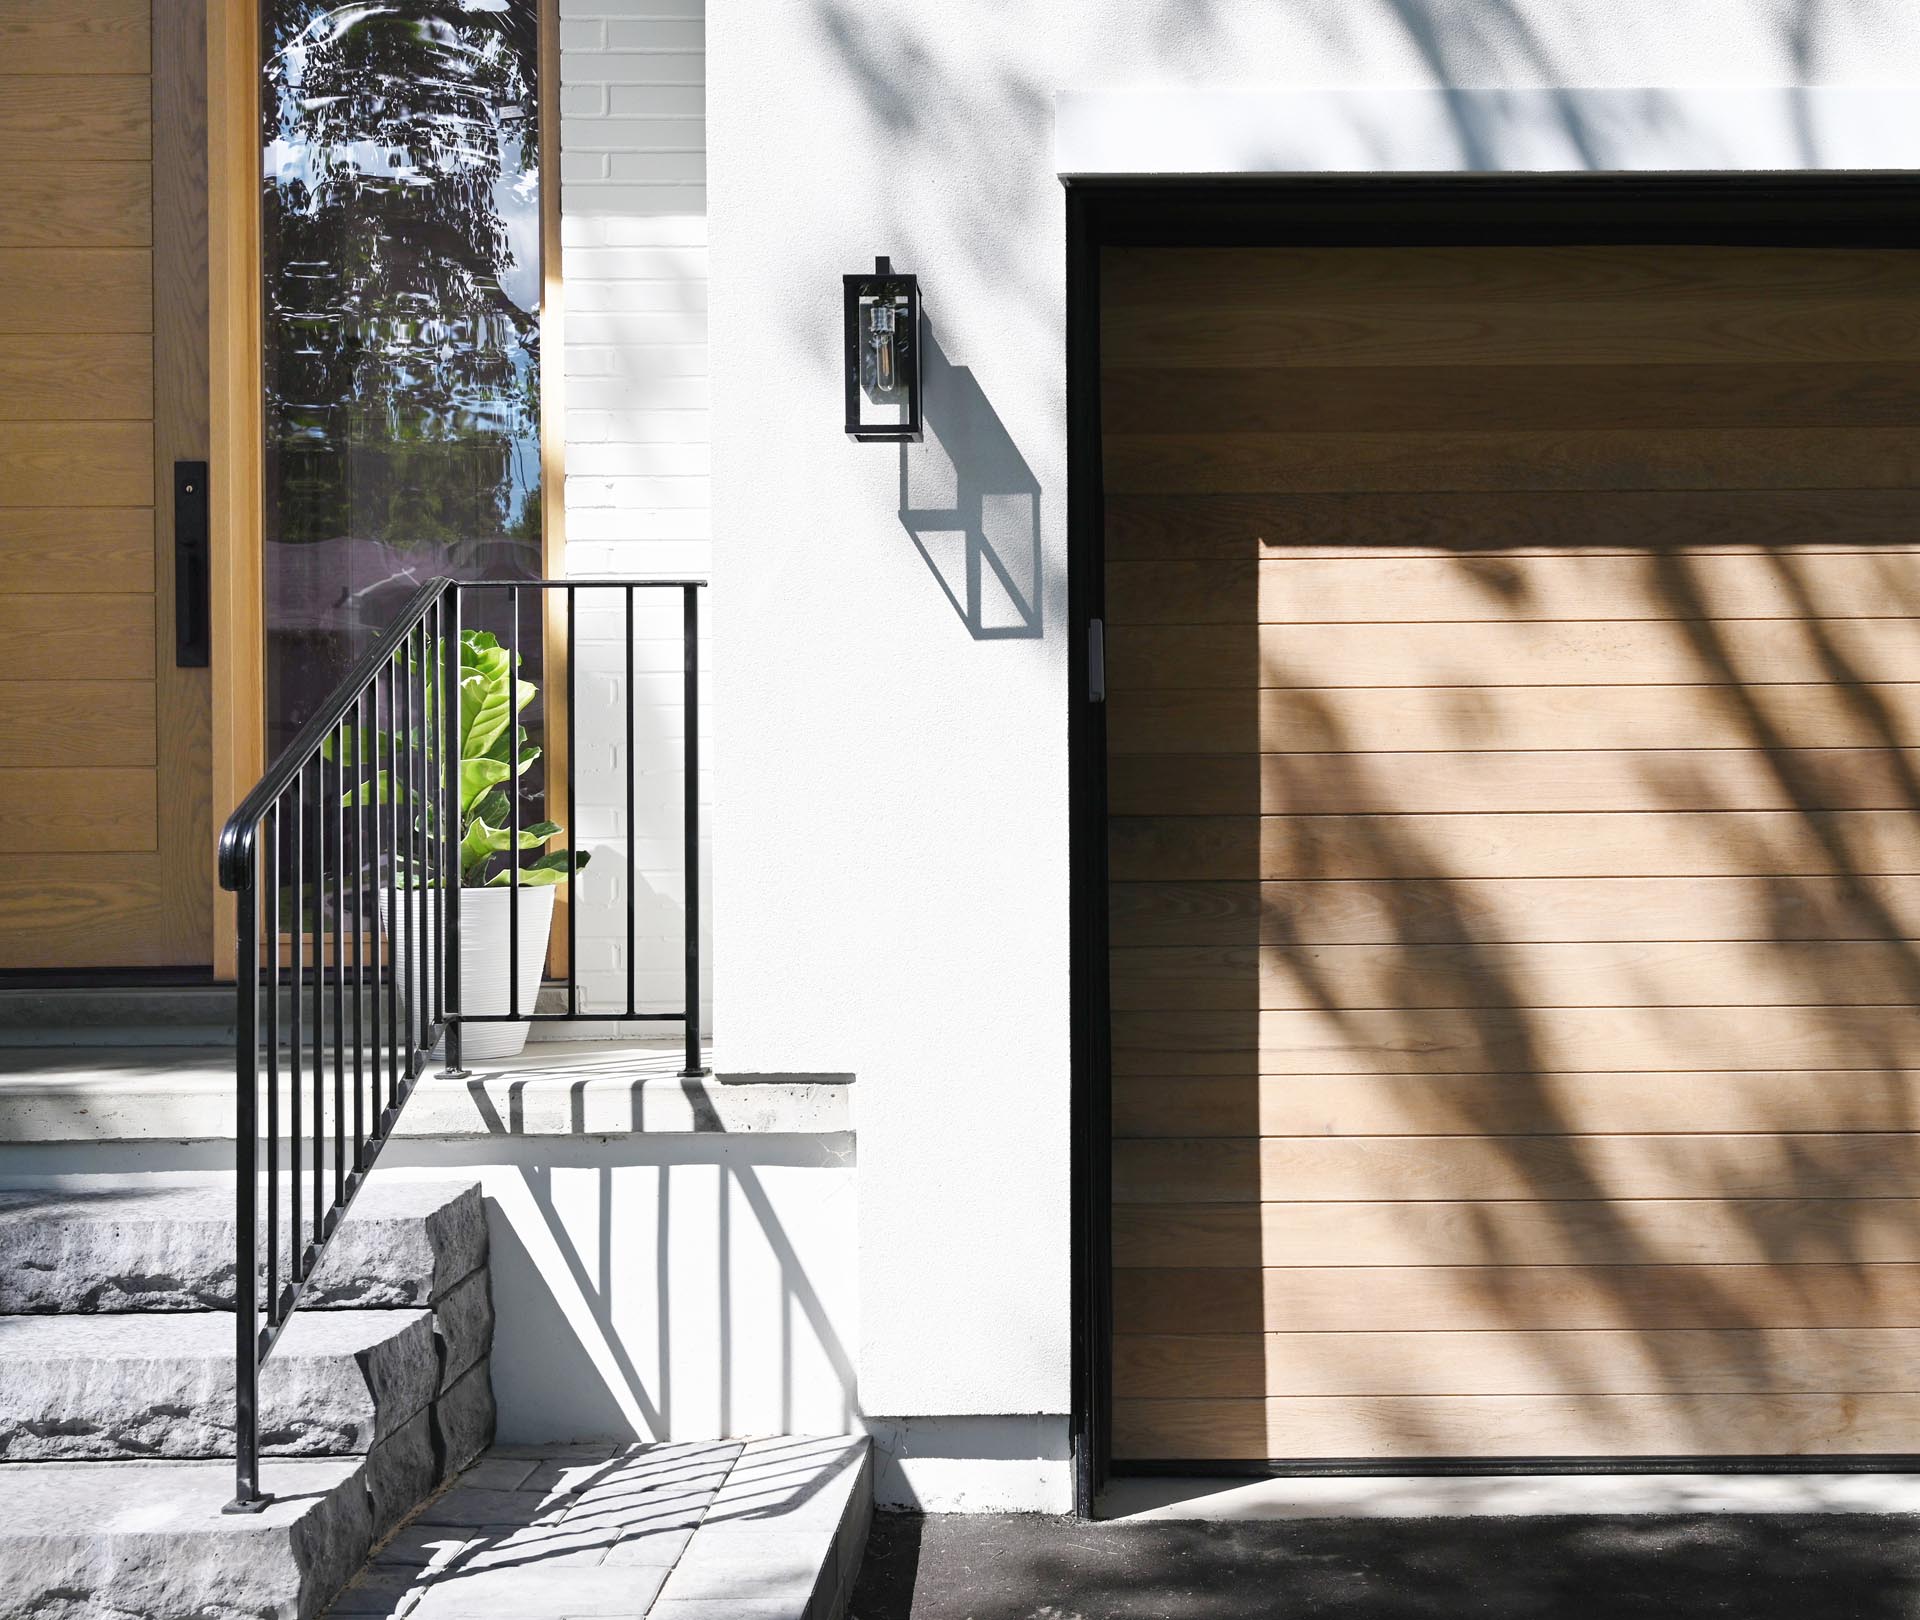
[1109,749,1920,817]
[0,421,152,506]
[0,768,154,852]
[1113,1328,1920,1399]
[1112,1198,1920,1270]
[1102,301,1920,372]
[1102,363,1920,437]
[1107,553,1920,626]
[0,250,152,334]
[1113,1264,1920,1334]
[1105,491,1920,559]
[1113,1070,1920,1139]
[0,596,153,681]
[0,681,156,766]
[0,509,152,593]
[1109,940,1920,1013]
[1114,1132,1920,1205]
[1110,1004,1920,1077]
[1110,811,1920,882]
[1109,685,1920,755]
[0,0,149,75]
[0,334,151,419]
[1106,427,1920,497]
[1108,876,1920,948]
[0,75,148,159]
[1106,620,1920,693]
[1113,1391,1920,1461]
[0,162,149,249]
[1100,246,1920,311]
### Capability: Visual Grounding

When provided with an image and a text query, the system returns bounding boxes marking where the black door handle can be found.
[174,460,210,667]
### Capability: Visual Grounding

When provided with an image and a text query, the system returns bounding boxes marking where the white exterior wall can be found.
[701,1,1920,1510]
[558,0,712,1032]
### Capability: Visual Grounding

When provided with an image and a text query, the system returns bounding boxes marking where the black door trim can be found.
[1065,171,1920,1515]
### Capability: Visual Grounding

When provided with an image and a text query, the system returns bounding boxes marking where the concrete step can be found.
[0,1179,486,1314]
[0,1306,451,1462]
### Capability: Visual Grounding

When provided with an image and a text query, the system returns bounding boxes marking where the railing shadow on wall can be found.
[218,576,707,1510]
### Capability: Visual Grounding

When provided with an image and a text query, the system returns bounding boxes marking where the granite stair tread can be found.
[0,1303,439,1462]
[0,1455,375,1620]
[0,1178,485,1312]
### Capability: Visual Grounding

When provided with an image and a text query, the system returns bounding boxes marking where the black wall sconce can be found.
[844,256,922,442]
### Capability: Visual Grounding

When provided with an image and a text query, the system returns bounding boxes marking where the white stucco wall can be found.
[703,0,1920,1504]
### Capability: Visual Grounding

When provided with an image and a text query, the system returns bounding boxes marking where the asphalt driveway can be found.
[848,1510,1920,1619]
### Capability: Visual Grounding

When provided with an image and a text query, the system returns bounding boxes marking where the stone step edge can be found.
[0,1274,490,1464]
[0,1179,487,1314]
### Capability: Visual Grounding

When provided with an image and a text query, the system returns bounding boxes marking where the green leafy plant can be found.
[332,629,589,888]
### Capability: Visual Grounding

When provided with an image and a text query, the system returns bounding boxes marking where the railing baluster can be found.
[386,657,401,1110]
[332,723,345,1205]
[567,584,578,1017]
[228,857,262,1513]
[399,646,415,1074]
[413,623,430,1059]
[351,698,365,1169]
[508,585,521,1021]
[369,678,384,1125]
[681,583,706,1078]
[443,589,465,1076]
[310,756,324,1249]
[265,801,280,1325]
[431,599,445,1034]
[625,585,636,1019]
[289,783,303,1281]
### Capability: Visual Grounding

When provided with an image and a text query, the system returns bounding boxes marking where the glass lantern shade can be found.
[843,257,922,442]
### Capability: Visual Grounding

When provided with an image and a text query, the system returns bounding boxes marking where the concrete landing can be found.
[329,1435,871,1620]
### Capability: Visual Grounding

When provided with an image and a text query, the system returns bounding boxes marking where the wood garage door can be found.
[0,0,211,969]
[1104,243,1920,1465]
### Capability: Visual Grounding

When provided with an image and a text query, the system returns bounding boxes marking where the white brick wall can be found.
[558,0,711,1032]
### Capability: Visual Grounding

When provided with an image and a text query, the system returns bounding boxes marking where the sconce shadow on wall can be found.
[896,322,1042,641]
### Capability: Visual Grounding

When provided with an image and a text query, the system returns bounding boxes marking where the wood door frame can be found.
[206,0,566,981]
[1065,173,1920,1514]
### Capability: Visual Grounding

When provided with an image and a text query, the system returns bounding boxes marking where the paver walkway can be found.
[329,1435,870,1619]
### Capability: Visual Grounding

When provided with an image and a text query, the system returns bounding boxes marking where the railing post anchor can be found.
[222,1494,273,1515]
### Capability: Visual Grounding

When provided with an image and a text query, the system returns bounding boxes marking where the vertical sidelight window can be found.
[262,0,542,759]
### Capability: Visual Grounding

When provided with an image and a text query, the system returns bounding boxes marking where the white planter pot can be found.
[382,884,555,1063]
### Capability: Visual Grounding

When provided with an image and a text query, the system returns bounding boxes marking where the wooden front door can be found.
[0,0,211,970]
[1104,243,1920,1465]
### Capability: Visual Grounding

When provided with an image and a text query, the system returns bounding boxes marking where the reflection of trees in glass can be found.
[264,1,540,749]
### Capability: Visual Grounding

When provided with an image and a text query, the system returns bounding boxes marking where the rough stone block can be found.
[0,1180,485,1314]
[434,1265,494,1391]
[364,1406,438,1542]
[0,1456,372,1620]
[0,1307,436,1461]
[433,1357,497,1482]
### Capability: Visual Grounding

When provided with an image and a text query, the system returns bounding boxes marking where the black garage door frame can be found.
[1064,173,1920,1516]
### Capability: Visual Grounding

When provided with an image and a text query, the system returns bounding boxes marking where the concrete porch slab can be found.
[0,1041,848,1144]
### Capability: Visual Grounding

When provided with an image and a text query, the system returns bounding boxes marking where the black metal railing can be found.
[218,577,708,1511]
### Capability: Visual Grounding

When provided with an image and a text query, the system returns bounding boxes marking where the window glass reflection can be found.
[263,0,541,759]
